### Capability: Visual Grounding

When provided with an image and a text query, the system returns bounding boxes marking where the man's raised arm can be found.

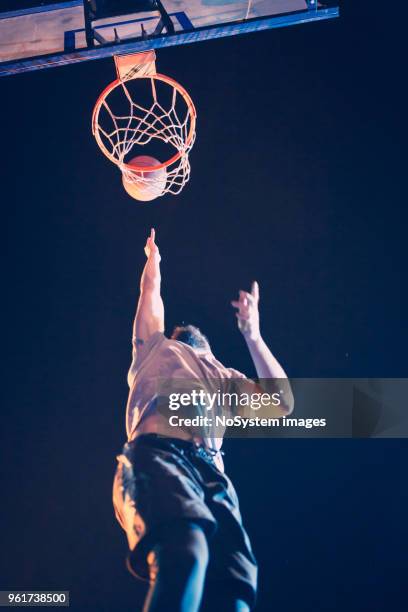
[128,228,164,386]
[231,281,294,416]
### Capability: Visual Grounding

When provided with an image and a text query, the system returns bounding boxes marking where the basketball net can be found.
[92,51,196,200]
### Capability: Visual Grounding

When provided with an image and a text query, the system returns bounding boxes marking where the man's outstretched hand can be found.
[231,281,260,342]
[144,228,161,261]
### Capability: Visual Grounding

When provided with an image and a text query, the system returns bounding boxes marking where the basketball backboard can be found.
[0,1,338,77]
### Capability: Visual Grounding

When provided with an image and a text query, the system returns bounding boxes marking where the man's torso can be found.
[125,332,247,463]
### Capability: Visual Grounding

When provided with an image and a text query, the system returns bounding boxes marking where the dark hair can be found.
[171,325,210,352]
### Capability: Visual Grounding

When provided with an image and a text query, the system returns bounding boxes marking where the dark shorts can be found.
[112,434,258,607]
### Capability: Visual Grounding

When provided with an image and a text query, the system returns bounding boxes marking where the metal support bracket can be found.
[83,0,175,48]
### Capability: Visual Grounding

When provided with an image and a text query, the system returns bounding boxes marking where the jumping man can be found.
[113,229,294,611]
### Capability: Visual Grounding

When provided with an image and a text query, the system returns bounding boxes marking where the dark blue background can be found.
[1,2,406,610]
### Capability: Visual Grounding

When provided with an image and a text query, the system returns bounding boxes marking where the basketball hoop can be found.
[92,50,196,201]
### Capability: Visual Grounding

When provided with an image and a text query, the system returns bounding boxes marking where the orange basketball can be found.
[122,155,167,202]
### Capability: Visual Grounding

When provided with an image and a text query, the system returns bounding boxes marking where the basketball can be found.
[122,155,167,202]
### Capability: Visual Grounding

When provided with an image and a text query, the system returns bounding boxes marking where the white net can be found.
[93,73,196,199]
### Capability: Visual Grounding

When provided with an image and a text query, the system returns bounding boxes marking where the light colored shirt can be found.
[125,331,247,454]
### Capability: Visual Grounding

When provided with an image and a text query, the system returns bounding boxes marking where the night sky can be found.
[1,2,406,611]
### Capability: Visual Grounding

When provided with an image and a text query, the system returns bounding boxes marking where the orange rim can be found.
[92,73,197,174]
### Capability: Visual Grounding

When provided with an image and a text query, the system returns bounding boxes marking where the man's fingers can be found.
[239,291,248,305]
[233,286,259,309]
[251,280,259,300]
[239,290,256,305]
[150,228,155,242]
[231,299,249,311]
[231,302,250,318]
[237,283,259,304]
